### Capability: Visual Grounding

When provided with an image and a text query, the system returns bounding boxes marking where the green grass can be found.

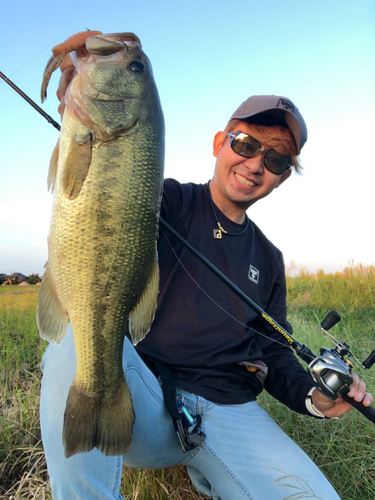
[1,266,374,499]
[0,287,49,499]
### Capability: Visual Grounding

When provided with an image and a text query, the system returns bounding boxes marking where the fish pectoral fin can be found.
[36,264,68,344]
[47,139,59,192]
[129,252,160,345]
[63,133,92,199]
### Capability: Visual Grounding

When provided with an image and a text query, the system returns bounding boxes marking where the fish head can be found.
[42,31,164,141]
[72,32,161,139]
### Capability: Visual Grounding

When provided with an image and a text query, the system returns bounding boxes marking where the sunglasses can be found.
[227,131,291,175]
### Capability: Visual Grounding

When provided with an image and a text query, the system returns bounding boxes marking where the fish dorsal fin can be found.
[129,252,160,345]
[36,264,68,344]
[48,139,59,192]
[62,134,92,200]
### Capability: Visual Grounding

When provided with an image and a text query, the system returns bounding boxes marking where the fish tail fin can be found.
[63,379,135,458]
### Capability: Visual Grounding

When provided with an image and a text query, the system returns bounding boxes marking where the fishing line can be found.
[5,47,51,80]
[4,18,77,80]
[159,224,313,358]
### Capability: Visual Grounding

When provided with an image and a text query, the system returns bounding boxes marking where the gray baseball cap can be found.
[228,95,308,154]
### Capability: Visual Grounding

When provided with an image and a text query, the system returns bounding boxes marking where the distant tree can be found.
[26,274,42,285]
[0,274,4,285]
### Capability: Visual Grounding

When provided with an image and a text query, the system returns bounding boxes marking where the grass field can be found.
[1,265,374,499]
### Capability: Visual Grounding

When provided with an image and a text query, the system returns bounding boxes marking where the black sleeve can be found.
[160,178,184,224]
[257,254,316,415]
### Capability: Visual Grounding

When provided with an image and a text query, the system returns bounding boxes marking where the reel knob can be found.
[321,311,341,331]
[363,350,375,370]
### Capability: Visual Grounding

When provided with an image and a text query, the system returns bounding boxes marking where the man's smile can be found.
[234,172,258,188]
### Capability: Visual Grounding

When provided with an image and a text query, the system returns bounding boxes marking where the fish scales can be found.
[52,135,157,374]
[37,31,164,458]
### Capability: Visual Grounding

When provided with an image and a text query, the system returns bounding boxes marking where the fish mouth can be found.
[91,32,141,45]
[85,33,142,56]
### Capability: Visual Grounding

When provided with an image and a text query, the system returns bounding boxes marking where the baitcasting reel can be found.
[308,311,375,421]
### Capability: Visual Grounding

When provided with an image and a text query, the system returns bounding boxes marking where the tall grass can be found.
[0,288,49,499]
[0,265,374,499]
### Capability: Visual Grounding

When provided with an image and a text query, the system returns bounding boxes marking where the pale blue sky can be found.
[1,0,374,275]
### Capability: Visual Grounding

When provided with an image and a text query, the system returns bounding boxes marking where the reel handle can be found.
[363,350,375,370]
[341,393,375,423]
[321,311,341,330]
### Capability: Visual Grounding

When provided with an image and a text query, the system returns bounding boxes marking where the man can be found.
[40,77,373,499]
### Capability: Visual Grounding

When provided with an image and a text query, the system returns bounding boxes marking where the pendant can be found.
[213,222,227,239]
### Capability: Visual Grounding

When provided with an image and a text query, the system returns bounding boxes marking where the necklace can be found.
[208,183,250,239]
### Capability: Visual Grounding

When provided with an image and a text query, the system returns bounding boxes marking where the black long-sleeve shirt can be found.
[136,179,315,414]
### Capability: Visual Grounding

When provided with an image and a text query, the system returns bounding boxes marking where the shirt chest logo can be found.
[248,265,259,284]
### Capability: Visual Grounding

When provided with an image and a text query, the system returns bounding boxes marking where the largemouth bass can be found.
[37,31,164,458]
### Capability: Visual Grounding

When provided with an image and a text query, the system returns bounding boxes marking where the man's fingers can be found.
[56,65,75,119]
[60,53,74,73]
[362,393,374,407]
[346,372,373,405]
[56,67,75,102]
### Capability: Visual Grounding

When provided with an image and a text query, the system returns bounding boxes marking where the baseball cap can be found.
[228,95,307,154]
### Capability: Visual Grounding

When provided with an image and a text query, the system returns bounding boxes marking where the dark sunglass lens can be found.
[232,134,260,157]
[263,150,289,174]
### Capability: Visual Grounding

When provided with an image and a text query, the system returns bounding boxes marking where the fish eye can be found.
[129,60,145,73]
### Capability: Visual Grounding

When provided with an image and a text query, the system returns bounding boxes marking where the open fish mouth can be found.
[85,32,141,56]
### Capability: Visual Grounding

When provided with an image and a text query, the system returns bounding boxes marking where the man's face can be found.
[211,122,292,214]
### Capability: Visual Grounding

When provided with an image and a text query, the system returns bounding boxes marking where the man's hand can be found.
[312,372,373,418]
[56,54,75,119]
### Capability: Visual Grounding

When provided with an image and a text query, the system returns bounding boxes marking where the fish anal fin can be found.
[129,253,159,345]
[63,134,92,200]
[63,379,134,458]
[48,139,59,192]
[36,265,68,344]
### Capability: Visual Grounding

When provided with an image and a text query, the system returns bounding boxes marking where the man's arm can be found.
[259,259,373,418]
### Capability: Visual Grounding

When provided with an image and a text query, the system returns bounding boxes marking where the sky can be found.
[0,0,374,276]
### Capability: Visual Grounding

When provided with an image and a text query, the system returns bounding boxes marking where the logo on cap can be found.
[277,99,295,112]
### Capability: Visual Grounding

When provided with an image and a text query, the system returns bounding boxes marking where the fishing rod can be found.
[3,71,375,424]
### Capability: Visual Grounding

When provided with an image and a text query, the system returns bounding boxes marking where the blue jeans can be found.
[40,326,340,500]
